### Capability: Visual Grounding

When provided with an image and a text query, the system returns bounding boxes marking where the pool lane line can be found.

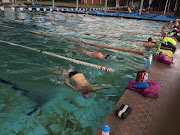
[0,40,115,72]
[80,26,161,36]
[56,27,157,43]
[0,78,42,116]
[0,24,144,55]
[0,78,29,95]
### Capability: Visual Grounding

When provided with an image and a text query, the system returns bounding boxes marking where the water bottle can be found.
[146,52,154,69]
[146,61,150,69]
[140,70,146,82]
[143,73,148,82]
[102,125,110,135]
[149,52,154,64]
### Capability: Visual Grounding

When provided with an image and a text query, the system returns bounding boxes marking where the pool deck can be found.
[96,42,180,135]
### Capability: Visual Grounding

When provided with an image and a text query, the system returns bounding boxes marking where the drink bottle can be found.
[102,125,110,135]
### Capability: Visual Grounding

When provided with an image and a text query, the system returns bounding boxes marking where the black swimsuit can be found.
[69,71,80,78]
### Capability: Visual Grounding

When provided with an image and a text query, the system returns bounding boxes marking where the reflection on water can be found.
[0,8,165,134]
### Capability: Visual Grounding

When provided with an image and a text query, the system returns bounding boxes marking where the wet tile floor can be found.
[96,42,180,135]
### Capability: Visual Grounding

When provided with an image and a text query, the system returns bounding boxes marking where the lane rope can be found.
[56,27,157,42]
[40,32,144,55]
[81,26,160,35]
[0,40,115,72]
[0,23,144,55]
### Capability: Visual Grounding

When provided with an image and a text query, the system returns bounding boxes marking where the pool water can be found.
[0,8,166,135]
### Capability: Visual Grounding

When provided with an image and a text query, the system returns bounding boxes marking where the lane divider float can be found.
[14,20,23,22]
[2,25,14,29]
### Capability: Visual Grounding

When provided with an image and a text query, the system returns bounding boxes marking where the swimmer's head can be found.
[148,37,152,42]
[104,54,111,59]
[82,92,91,99]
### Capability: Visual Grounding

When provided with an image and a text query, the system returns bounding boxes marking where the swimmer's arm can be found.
[80,49,88,53]
[65,80,77,91]
[155,39,158,46]
[55,66,67,72]
[92,86,120,92]
[142,43,147,46]
[80,49,92,55]
[50,67,68,78]
[49,68,62,75]
[110,58,119,63]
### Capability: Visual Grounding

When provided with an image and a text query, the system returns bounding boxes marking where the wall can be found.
[2,0,10,2]
[81,0,105,5]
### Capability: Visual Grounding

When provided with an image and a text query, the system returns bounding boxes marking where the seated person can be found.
[81,49,111,59]
[142,37,158,48]
[50,67,119,93]
[167,21,173,28]
[160,42,176,53]
[161,27,166,37]
[175,21,179,28]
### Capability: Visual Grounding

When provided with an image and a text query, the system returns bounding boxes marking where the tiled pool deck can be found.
[96,42,180,135]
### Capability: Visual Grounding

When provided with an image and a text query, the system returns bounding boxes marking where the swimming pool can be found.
[0,8,166,134]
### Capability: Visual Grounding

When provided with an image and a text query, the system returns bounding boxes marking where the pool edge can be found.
[96,42,180,135]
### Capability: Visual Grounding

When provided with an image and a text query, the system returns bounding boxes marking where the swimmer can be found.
[67,15,75,18]
[71,15,75,18]
[81,49,111,59]
[175,21,179,27]
[50,67,119,93]
[142,37,158,49]
[167,21,173,28]
[64,48,119,62]
[84,11,88,17]
[161,27,166,37]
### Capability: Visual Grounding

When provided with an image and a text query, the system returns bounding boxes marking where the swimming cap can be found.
[105,54,111,59]
[148,37,152,42]
[82,92,91,99]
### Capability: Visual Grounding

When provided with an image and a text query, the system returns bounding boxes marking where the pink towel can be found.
[126,81,160,98]
[155,54,173,64]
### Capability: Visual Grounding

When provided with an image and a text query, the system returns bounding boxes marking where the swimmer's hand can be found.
[65,78,70,83]
[115,86,121,88]
[92,86,123,92]
[111,86,123,88]
[49,67,54,71]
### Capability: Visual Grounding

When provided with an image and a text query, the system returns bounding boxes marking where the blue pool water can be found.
[0,8,166,135]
